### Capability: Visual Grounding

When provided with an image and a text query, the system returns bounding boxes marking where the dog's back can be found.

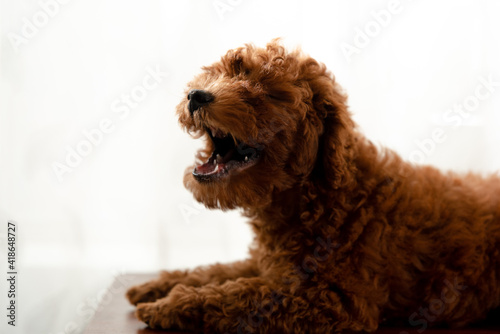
[376,158,500,326]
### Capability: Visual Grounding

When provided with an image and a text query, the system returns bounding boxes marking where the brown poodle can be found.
[126,41,500,333]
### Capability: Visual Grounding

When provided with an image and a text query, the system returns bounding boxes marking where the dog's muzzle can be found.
[188,89,214,116]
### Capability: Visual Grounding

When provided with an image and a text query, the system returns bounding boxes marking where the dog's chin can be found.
[184,164,273,210]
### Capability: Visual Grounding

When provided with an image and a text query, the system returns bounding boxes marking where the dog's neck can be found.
[246,180,348,250]
[247,137,387,252]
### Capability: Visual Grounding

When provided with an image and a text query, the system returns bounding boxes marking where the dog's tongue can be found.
[195,161,224,175]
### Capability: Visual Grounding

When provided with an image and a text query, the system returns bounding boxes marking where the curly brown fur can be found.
[127,40,500,333]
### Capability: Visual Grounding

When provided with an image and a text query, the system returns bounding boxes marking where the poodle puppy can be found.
[126,41,500,333]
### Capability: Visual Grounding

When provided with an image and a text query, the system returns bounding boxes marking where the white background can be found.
[1,0,500,333]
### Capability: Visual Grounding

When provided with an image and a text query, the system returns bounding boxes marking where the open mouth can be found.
[193,127,261,182]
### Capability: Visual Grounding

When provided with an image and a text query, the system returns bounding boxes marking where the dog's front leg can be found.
[136,277,277,332]
[135,277,377,333]
[127,258,258,305]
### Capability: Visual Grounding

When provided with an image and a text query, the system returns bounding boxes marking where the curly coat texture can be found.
[127,41,500,333]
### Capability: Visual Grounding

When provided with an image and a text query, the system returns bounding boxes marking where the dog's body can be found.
[127,42,500,333]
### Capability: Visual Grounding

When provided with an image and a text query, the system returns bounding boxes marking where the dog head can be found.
[177,41,354,210]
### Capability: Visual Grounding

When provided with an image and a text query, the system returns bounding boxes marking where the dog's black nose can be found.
[188,89,214,115]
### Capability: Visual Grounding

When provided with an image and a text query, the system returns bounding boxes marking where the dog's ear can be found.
[306,66,356,189]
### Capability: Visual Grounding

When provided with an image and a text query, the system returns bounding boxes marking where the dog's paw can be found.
[127,271,191,305]
[135,302,158,326]
[126,281,165,305]
[135,285,203,330]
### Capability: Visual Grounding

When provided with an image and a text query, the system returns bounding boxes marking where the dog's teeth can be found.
[213,159,216,165]
[244,156,248,162]
[216,154,222,163]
